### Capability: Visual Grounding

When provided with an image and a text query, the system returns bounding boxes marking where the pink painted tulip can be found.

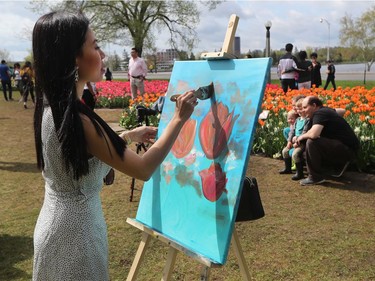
[171,118,197,158]
[199,162,228,202]
[199,102,237,159]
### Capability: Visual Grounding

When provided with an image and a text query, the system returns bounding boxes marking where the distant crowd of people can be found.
[0,60,35,108]
[277,43,336,93]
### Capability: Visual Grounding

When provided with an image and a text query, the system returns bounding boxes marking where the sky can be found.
[0,0,374,62]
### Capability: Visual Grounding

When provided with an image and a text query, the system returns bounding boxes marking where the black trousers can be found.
[281,78,297,93]
[23,84,35,103]
[1,79,12,100]
[305,137,355,180]
[324,75,336,90]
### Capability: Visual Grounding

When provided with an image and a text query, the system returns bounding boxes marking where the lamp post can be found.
[320,18,330,61]
[265,20,272,83]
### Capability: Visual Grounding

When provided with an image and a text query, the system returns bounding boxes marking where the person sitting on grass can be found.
[279,109,299,175]
[282,94,306,141]
[289,98,310,180]
[295,96,359,186]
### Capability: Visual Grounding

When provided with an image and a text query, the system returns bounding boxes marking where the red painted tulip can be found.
[199,102,237,159]
[199,162,228,202]
[171,118,197,158]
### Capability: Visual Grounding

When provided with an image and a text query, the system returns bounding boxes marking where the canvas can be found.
[135,58,272,264]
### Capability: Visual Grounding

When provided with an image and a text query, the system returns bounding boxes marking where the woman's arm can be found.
[82,91,197,181]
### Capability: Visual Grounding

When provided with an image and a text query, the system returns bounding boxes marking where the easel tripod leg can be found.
[232,229,251,281]
[126,232,151,281]
[161,247,178,281]
[200,265,211,281]
[129,177,135,202]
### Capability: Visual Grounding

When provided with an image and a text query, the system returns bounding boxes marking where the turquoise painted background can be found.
[135,58,272,264]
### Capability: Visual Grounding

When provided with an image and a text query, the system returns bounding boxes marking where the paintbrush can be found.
[170,82,214,102]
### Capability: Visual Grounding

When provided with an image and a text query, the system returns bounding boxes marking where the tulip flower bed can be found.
[96,80,169,108]
[97,81,375,172]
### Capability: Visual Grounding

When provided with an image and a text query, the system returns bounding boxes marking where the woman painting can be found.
[32,11,198,280]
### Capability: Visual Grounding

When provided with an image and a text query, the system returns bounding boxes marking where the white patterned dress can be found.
[33,107,112,281]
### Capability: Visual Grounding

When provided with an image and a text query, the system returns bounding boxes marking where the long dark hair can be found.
[33,12,126,180]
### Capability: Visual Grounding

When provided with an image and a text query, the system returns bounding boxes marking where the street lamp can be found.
[265,20,272,83]
[320,18,330,61]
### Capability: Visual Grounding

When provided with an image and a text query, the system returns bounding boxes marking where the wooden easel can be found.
[126,14,250,280]
[201,14,239,60]
[126,218,250,281]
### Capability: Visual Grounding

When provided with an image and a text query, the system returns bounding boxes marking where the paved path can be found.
[113,70,374,81]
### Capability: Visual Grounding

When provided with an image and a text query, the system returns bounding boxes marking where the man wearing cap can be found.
[0,60,13,101]
[323,60,336,91]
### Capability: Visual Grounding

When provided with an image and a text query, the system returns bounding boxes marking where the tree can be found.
[31,0,221,57]
[106,51,122,71]
[339,6,375,71]
[0,49,11,62]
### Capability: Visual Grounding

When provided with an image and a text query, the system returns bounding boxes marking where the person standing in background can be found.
[323,60,336,91]
[21,61,35,109]
[14,63,23,100]
[310,52,322,88]
[277,43,298,93]
[128,47,147,99]
[104,67,112,81]
[0,60,13,101]
[296,50,312,90]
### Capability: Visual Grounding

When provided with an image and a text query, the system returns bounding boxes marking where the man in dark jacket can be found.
[296,96,359,185]
[0,60,13,101]
[323,60,336,90]
[277,43,298,93]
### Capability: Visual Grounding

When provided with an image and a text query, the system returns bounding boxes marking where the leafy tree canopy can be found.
[30,0,222,57]
[339,5,375,70]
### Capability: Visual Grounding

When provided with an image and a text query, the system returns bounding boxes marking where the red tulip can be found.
[171,118,197,158]
[199,102,237,159]
[199,162,228,202]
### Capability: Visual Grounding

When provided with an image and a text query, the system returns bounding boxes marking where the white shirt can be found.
[128,57,147,78]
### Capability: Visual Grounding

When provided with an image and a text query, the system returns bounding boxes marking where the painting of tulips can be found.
[135,58,272,264]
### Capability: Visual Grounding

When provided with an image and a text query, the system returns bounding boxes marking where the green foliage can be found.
[119,104,160,130]
[37,0,222,56]
[340,5,375,70]
[252,115,285,158]
[96,95,131,109]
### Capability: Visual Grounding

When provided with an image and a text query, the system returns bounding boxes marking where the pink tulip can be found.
[199,162,228,202]
[171,118,197,158]
[199,102,237,159]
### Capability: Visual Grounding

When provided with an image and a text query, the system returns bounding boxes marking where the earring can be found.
[75,67,79,82]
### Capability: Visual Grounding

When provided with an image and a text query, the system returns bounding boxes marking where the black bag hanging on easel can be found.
[236,176,265,222]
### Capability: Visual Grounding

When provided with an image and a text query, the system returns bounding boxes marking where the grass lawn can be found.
[0,91,374,280]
